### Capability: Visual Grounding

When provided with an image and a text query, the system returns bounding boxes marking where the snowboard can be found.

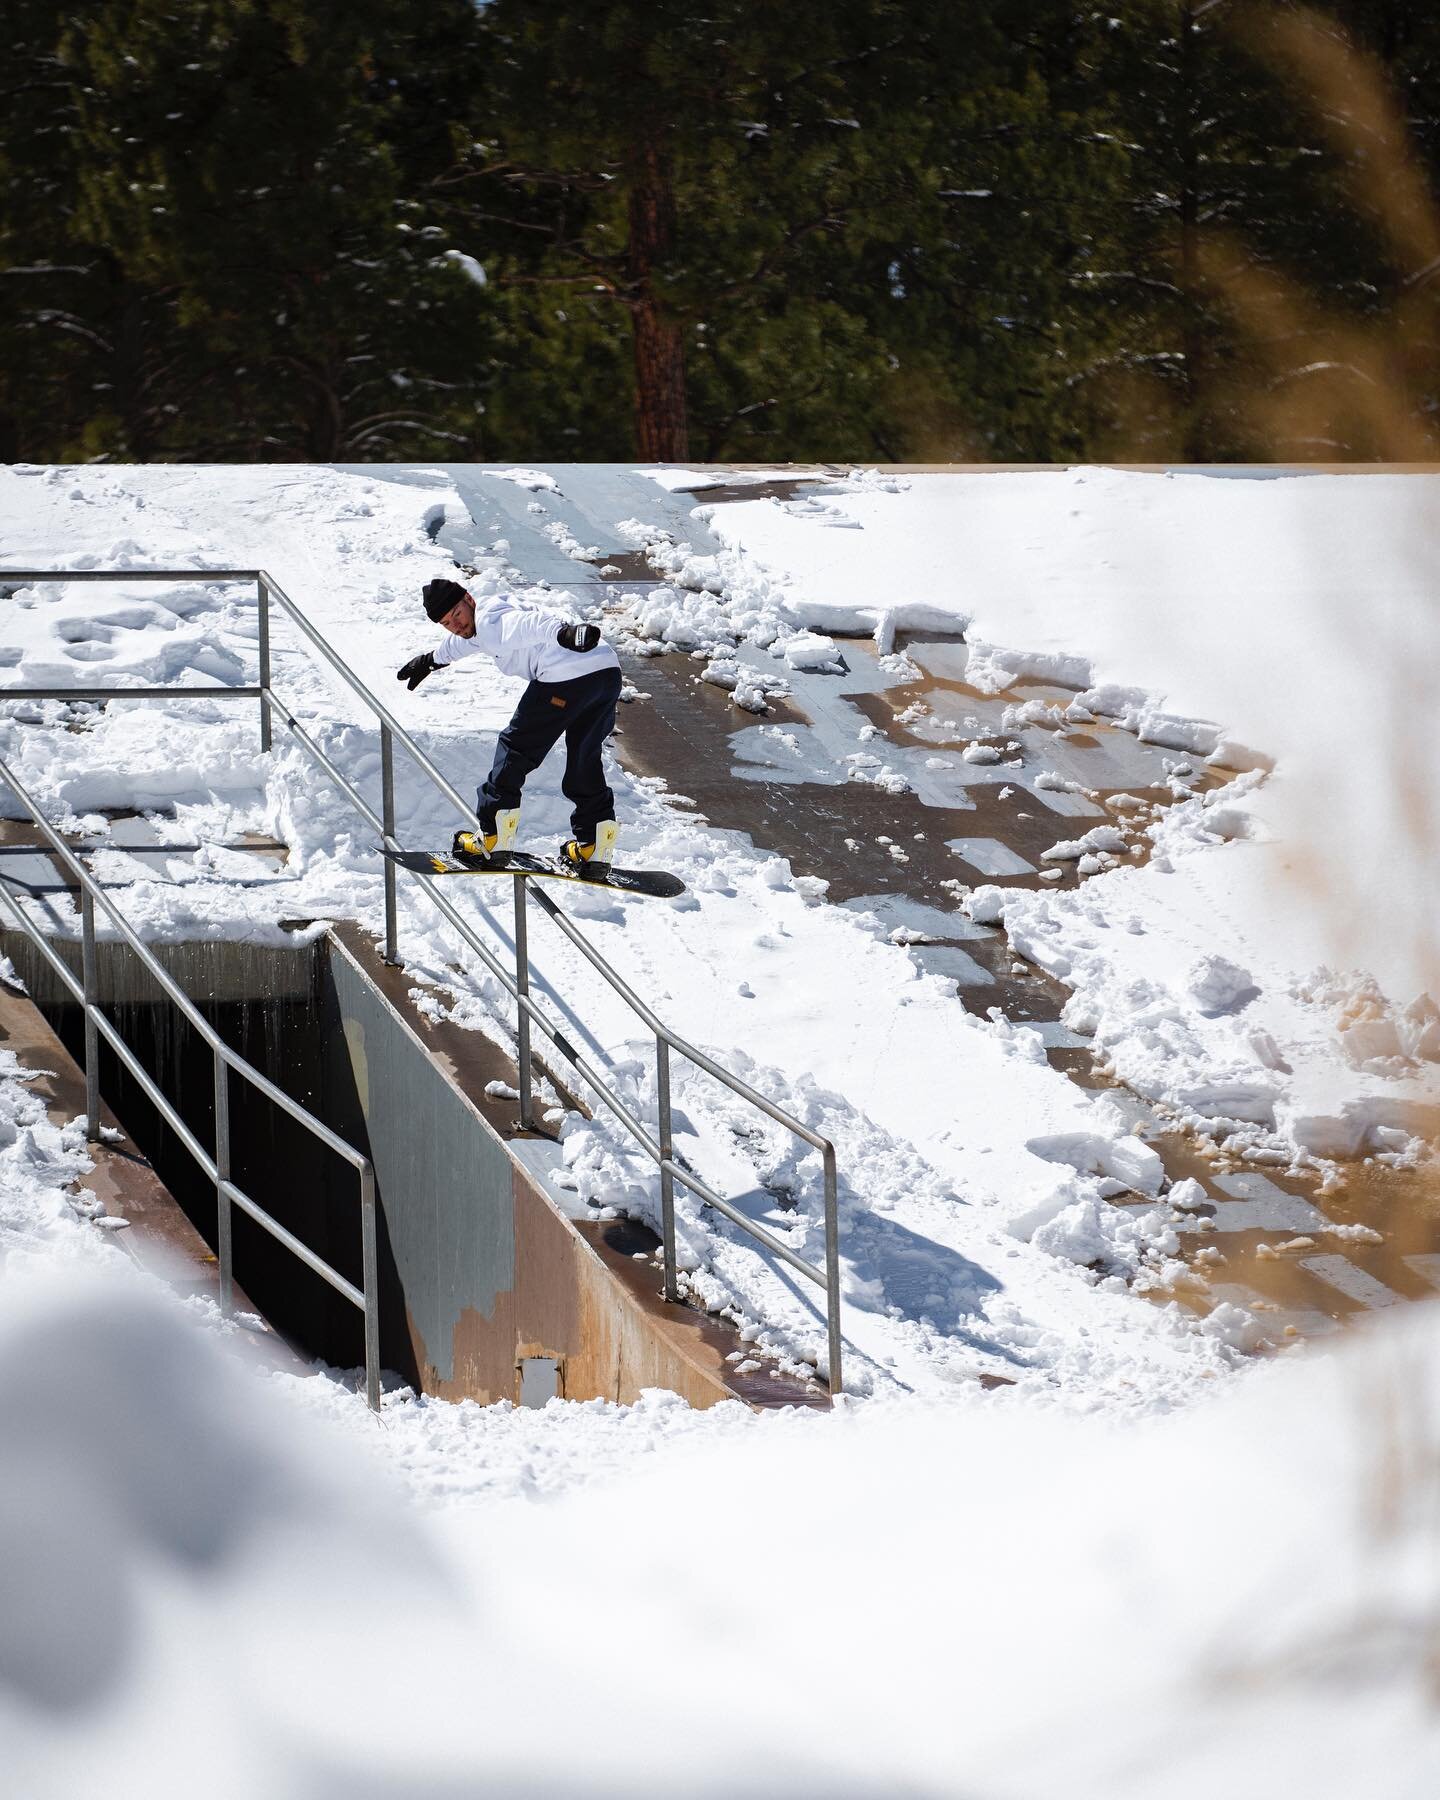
[383,846,685,899]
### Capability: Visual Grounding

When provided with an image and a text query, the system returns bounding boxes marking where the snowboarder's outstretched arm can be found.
[395,577,472,687]
[398,577,615,687]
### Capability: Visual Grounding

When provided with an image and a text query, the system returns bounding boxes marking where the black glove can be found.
[397,651,437,690]
[557,621,601,653]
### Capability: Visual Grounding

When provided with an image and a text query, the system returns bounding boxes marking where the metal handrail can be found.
[0,750,381,1410]
[0,566,844,1391]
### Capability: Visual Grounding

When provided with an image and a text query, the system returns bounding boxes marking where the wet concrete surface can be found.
[675,477,823,507]
[583,550,664,583]
[608,609,1440,1351]
[615,630,1202,1035]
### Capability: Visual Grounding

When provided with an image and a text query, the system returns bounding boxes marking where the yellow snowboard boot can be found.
[560,818,618,876]
[453,807,519,863]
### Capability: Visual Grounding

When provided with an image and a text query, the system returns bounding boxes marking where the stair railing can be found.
[0,750,381,1409]
[0,568,843,1393]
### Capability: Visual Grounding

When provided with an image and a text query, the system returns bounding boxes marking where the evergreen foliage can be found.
[3,0,1440,462]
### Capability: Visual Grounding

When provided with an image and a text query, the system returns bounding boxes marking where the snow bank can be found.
[666,467,1440,1163]
[6,1261,1440,1797]
[0,1044,105,1263]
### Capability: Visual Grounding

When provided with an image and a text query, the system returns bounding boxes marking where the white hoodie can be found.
[433,593,619,684]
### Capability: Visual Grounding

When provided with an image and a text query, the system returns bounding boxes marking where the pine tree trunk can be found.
[627,136,689,461]
[307,379,343,461]
[113,277,158,462]
[1177,0,1203,457]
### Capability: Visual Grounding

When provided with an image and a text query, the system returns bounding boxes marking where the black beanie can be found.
[423,577,468,622]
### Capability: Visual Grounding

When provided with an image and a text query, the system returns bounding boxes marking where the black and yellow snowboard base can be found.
[383,846,685,899]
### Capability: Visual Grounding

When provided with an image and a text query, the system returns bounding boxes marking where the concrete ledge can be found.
[330,926,827,1411]
[1,918,826,1412]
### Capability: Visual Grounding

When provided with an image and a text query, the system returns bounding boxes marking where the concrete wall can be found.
[325,934,750,1407]
[2,920,817,1410]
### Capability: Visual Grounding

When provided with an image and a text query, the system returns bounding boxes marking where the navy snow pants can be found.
[478,665,622,841]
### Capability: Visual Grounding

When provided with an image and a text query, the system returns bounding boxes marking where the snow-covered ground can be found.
[3,461,1439,1793]
[626,466,1440,1161]
[4,1253,1440,1798]
[1,461,1270,1402]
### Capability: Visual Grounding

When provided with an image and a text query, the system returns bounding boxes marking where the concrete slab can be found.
[1208,1283,1343,1337]
[1192,1193,1332,1235]
[908,944,996,989]
[839,892,985,940]
[1213,1171,1309,1202]
[1024,1020,1091,1049]
[0,845,67,897]
[1030,788,1109,819]
[947,838,1037,877]
[1299,1257,1407,1309]
[1404,1253,1440,1291]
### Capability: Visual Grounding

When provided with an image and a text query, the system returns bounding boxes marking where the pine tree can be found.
[8,0,1440,464]
[451,1,998,460]
[1069,0,1440,459]
[42,0,494,458]
[0,1,116,460]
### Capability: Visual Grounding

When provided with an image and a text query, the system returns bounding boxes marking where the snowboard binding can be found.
[452,807,519,864]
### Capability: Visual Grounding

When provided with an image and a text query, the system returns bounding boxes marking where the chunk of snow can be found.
[1167,1177,1210,1211]
[1025,1129,1164,1196]
[486,468,559,493]
[1207,739,1274,774]
[1199,806,1252,841]
[963,885,1007,925]
[782,632,844,673]
[1185,955,1255,1014]
[965,640,1092,695]
[1041,826,1126,862]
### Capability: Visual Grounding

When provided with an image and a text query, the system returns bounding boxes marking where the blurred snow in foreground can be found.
[1,1263,1437,1799]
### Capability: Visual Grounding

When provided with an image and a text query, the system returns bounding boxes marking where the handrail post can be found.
[380,723,400,966]
[656,1036,678,1301]
[80,890,99,1142]
[823,1145,842,1396]
[513,874,534,1130]
[257,574,272,753]
[360,1165,381,1410]
[214,1050,233,1312]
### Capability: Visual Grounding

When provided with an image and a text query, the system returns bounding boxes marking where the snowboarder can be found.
[396,577,622,871]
